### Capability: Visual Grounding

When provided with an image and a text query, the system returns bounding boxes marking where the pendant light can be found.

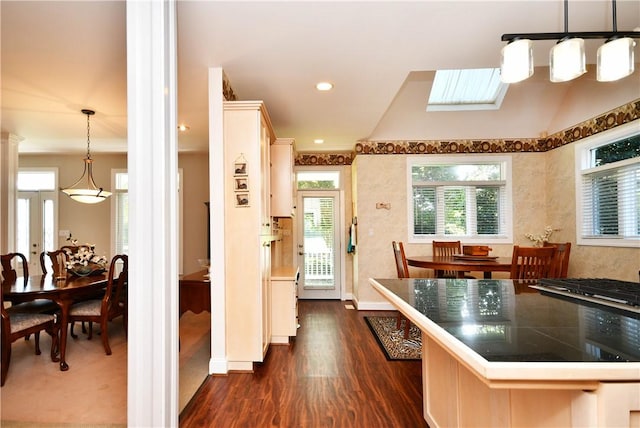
[500,39,534,83]
[500,0,639,83]
[61,109,112,204]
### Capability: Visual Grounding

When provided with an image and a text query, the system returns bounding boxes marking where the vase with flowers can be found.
[64,238,108,276]
[524,225,558,247]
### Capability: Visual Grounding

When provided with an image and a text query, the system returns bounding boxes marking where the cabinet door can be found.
[271,139,295,217]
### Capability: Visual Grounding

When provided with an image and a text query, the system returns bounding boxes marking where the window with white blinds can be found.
[112,171,129,255]
[576,123,640,247]
[408,156,512,243]
[111,169,184,266]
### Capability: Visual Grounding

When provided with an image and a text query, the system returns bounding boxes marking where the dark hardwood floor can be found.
[179,300,427,427]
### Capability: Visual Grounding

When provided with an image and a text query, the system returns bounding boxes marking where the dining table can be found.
[2,273,107,371]
[406,254,512,279]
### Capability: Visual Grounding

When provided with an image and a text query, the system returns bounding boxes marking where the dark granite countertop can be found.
[371,278,640,364]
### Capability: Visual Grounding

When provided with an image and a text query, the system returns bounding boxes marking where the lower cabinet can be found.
[271,266,299,344]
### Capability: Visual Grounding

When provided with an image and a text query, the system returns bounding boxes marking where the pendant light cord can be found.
[86,112,92,160]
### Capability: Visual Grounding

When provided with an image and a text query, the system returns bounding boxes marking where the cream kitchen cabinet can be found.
[270,266,299,344]
[270,138,296,217]
[224,101,275,371]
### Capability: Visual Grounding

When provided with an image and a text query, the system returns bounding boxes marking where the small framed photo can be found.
[234,162,247,176]
[234,177,248,191]
[235,193,250,207]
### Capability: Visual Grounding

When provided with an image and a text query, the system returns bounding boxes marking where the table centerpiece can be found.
[64,239,108,276]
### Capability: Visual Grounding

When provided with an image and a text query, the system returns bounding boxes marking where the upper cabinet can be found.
[270,138,296,217]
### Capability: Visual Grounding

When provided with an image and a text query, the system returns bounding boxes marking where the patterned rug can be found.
[364,316,422,360]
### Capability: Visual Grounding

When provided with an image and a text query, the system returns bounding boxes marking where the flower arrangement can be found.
[64,238,108,276]
[524,226,557,247]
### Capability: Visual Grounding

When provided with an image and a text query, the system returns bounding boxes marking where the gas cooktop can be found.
[534,278,640,315]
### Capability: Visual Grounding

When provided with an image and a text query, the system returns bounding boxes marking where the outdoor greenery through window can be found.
[408,157,511,243]
[297,171,339,190]
[577,125,639,246]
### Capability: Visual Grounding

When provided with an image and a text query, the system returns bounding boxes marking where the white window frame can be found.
[111,168,185,272]
[575,122,639,248]
[407,155,513,244]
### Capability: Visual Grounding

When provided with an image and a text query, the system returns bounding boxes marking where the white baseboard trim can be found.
[352,298,397,311]
[227,361,255,372]
[209,357,228,374]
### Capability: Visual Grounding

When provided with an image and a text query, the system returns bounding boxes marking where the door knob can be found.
[298,252,304,256]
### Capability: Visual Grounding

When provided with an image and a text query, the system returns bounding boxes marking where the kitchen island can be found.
[369,278,640,428]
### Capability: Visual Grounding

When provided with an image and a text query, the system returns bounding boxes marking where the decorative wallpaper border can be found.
[295,99,639,165]
[223,72,237,101]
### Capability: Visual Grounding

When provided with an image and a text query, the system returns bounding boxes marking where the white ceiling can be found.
[2,1,639,155]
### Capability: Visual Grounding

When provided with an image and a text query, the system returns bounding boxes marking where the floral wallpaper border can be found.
[295,99,639,166]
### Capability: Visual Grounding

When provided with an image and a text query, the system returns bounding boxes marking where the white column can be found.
[208,68,228,374]
[0,133,21,254]
[126,1,179,426]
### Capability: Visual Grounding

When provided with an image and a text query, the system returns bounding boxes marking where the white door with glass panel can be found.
[16,170,58,274]
[296,190,341,299]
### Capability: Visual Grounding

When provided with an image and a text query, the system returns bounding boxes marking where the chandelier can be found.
[61,109,112,204]
[500,0,639,83]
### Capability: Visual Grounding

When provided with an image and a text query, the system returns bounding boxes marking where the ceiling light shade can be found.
[316,82,333,91]
[597,37,635,82]
[61,109,112,204]
[550,38,586,82]
[500,39,533,83]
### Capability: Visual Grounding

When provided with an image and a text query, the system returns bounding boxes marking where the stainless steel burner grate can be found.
[538,278,640,307]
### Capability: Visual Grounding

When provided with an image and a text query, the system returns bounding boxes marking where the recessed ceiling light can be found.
[314,139,324,144]
[178,124,190,132]
[315,82,333,91]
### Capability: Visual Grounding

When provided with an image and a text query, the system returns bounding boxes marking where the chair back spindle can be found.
[510,246,556,282]
[432,241,465,278]
[543,242,571,278]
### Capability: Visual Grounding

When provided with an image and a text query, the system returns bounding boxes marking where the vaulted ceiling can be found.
[2,1,639,155]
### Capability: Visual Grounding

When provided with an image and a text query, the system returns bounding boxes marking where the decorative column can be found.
[126,0,179,426]
[0,133,21,254]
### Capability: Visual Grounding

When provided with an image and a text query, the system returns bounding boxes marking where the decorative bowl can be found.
[462,245,492,256]
[69,263,106,277]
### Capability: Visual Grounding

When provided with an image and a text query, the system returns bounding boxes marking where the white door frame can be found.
[296,190,344,299]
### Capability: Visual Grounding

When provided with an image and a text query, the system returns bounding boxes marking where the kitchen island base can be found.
[422,334,640,427]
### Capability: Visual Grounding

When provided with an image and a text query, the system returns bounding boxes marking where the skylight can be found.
[427,68,508,112]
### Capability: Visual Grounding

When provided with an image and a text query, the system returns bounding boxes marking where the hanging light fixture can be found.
[501,39,534,83]
[550,37,586,82]
[500,0,639,83]
[61,109,112,204]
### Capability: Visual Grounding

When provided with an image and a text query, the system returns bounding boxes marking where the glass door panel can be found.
[297,191,341,299]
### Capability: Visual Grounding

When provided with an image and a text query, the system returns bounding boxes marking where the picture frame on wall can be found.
[234,161,247,176]
[234,177,248,191]
[235,193,249,207]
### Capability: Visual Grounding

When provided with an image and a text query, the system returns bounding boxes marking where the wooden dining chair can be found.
[68,254,128,355]
[391,241,411,339]
[46,250,68,278]
[509,246,556,283]
[543,242,572,278]
[432,241,474,278]
[1,277,59,386]
[1,253,58,315]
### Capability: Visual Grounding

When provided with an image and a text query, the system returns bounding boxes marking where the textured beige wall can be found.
[546,143,639,282]
[19,152,209,275]
[351,148,638,307]
[179,153,210,274]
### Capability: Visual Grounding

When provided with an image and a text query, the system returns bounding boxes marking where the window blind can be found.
[581,162,640,239]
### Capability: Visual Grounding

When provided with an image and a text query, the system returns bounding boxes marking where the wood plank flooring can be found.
[179,300,428,427]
